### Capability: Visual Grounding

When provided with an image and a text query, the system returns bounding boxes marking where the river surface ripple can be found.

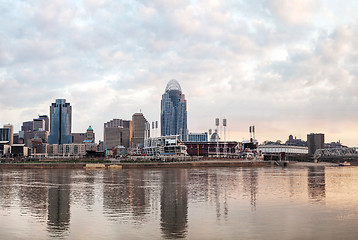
[1,166,358,239]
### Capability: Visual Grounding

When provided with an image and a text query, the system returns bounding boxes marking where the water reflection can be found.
[1,167,358,239]
[19,170,48,219]
[307,166,326,201]
[160,169,188,239]
[47,170,71,237]
[242,169,258,210]
[103,169,150,224]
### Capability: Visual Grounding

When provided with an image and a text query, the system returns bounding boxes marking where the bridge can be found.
[314,147,358,160]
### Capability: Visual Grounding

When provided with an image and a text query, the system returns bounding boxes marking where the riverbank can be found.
[0,160,271,169]
[289,161,339,167]
[0,160,344,169]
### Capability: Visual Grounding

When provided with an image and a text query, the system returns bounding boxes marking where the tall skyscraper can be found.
[161,79,187,141]
[48,99,72,145]
[131,113,150,148]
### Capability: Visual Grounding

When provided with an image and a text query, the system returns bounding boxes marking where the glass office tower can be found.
[161,79,187,141]
[48,99,72,145]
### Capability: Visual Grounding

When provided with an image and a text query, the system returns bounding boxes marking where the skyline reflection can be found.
[307,166,326,201]
[0,167,358,239]
[160,169,188,239]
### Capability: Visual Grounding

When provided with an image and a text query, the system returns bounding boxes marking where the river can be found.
[0,165,358,239]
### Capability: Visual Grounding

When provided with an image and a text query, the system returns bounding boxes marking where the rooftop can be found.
[165,79,182,93]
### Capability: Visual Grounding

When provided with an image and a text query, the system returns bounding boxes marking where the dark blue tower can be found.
[48,99,72,145]
[161,80,187,141]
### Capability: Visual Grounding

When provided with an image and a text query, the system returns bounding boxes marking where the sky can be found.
[1,0,358,146]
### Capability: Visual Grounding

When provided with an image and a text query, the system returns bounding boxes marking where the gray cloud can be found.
[1,0,358,145]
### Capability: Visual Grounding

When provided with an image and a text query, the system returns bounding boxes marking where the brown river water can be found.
[0,165,358,239]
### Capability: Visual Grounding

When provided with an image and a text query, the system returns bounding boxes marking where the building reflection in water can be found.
[160,169,188,239]
[47,170,71,237]
[19,170,48,219]
[102,169,148,223]
[70,170,96,211]
[83,171,96,210]
[0,170,15,210]
[242,169,258,211]
[307,166,326,201]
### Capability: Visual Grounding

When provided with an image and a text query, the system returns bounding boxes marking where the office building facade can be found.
[39,115,49,131]
[0,128,10,144]
[33,118,45,131]
[131,113,150,148]
[307,133,325,155]
[48,99,72,145]
[187,132,208,142]
[104,119,132,150]
[2,124,14,145]
[161,79,187,141]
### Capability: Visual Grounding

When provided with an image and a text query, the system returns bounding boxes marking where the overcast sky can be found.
[1,0,358,146]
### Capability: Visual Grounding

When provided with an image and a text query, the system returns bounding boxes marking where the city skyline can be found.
[1,1,358,146]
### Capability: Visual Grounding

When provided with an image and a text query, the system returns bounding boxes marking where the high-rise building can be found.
[21,121,33,132]
[161,79,187,141]
[48,99,72,145]
[39,115,49,131]
[104,119,132,150]
[131,113,150,148]
[33,118,45,131]
[2,124,13,145]
[0,128,10,144]
[307,133,324,155]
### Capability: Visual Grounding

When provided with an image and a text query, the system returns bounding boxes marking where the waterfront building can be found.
[307,133,325,155]
[48,99,72,145]
[161,79,187,141]
[10,144,29,157]
[184,141,238,156]
[187,132,208,142]
[131,113,149,148]
[144,135,187,156]
[0,141,10,156]
[104,119,132,150]
[0,127,10,144]
[47,144,86,157]
[2,124,13,146]
[258,145,308,155]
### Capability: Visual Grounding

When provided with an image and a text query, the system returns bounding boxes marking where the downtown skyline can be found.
[1,1,358,146]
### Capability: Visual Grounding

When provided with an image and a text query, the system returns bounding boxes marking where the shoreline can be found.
[0,160,341,169]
